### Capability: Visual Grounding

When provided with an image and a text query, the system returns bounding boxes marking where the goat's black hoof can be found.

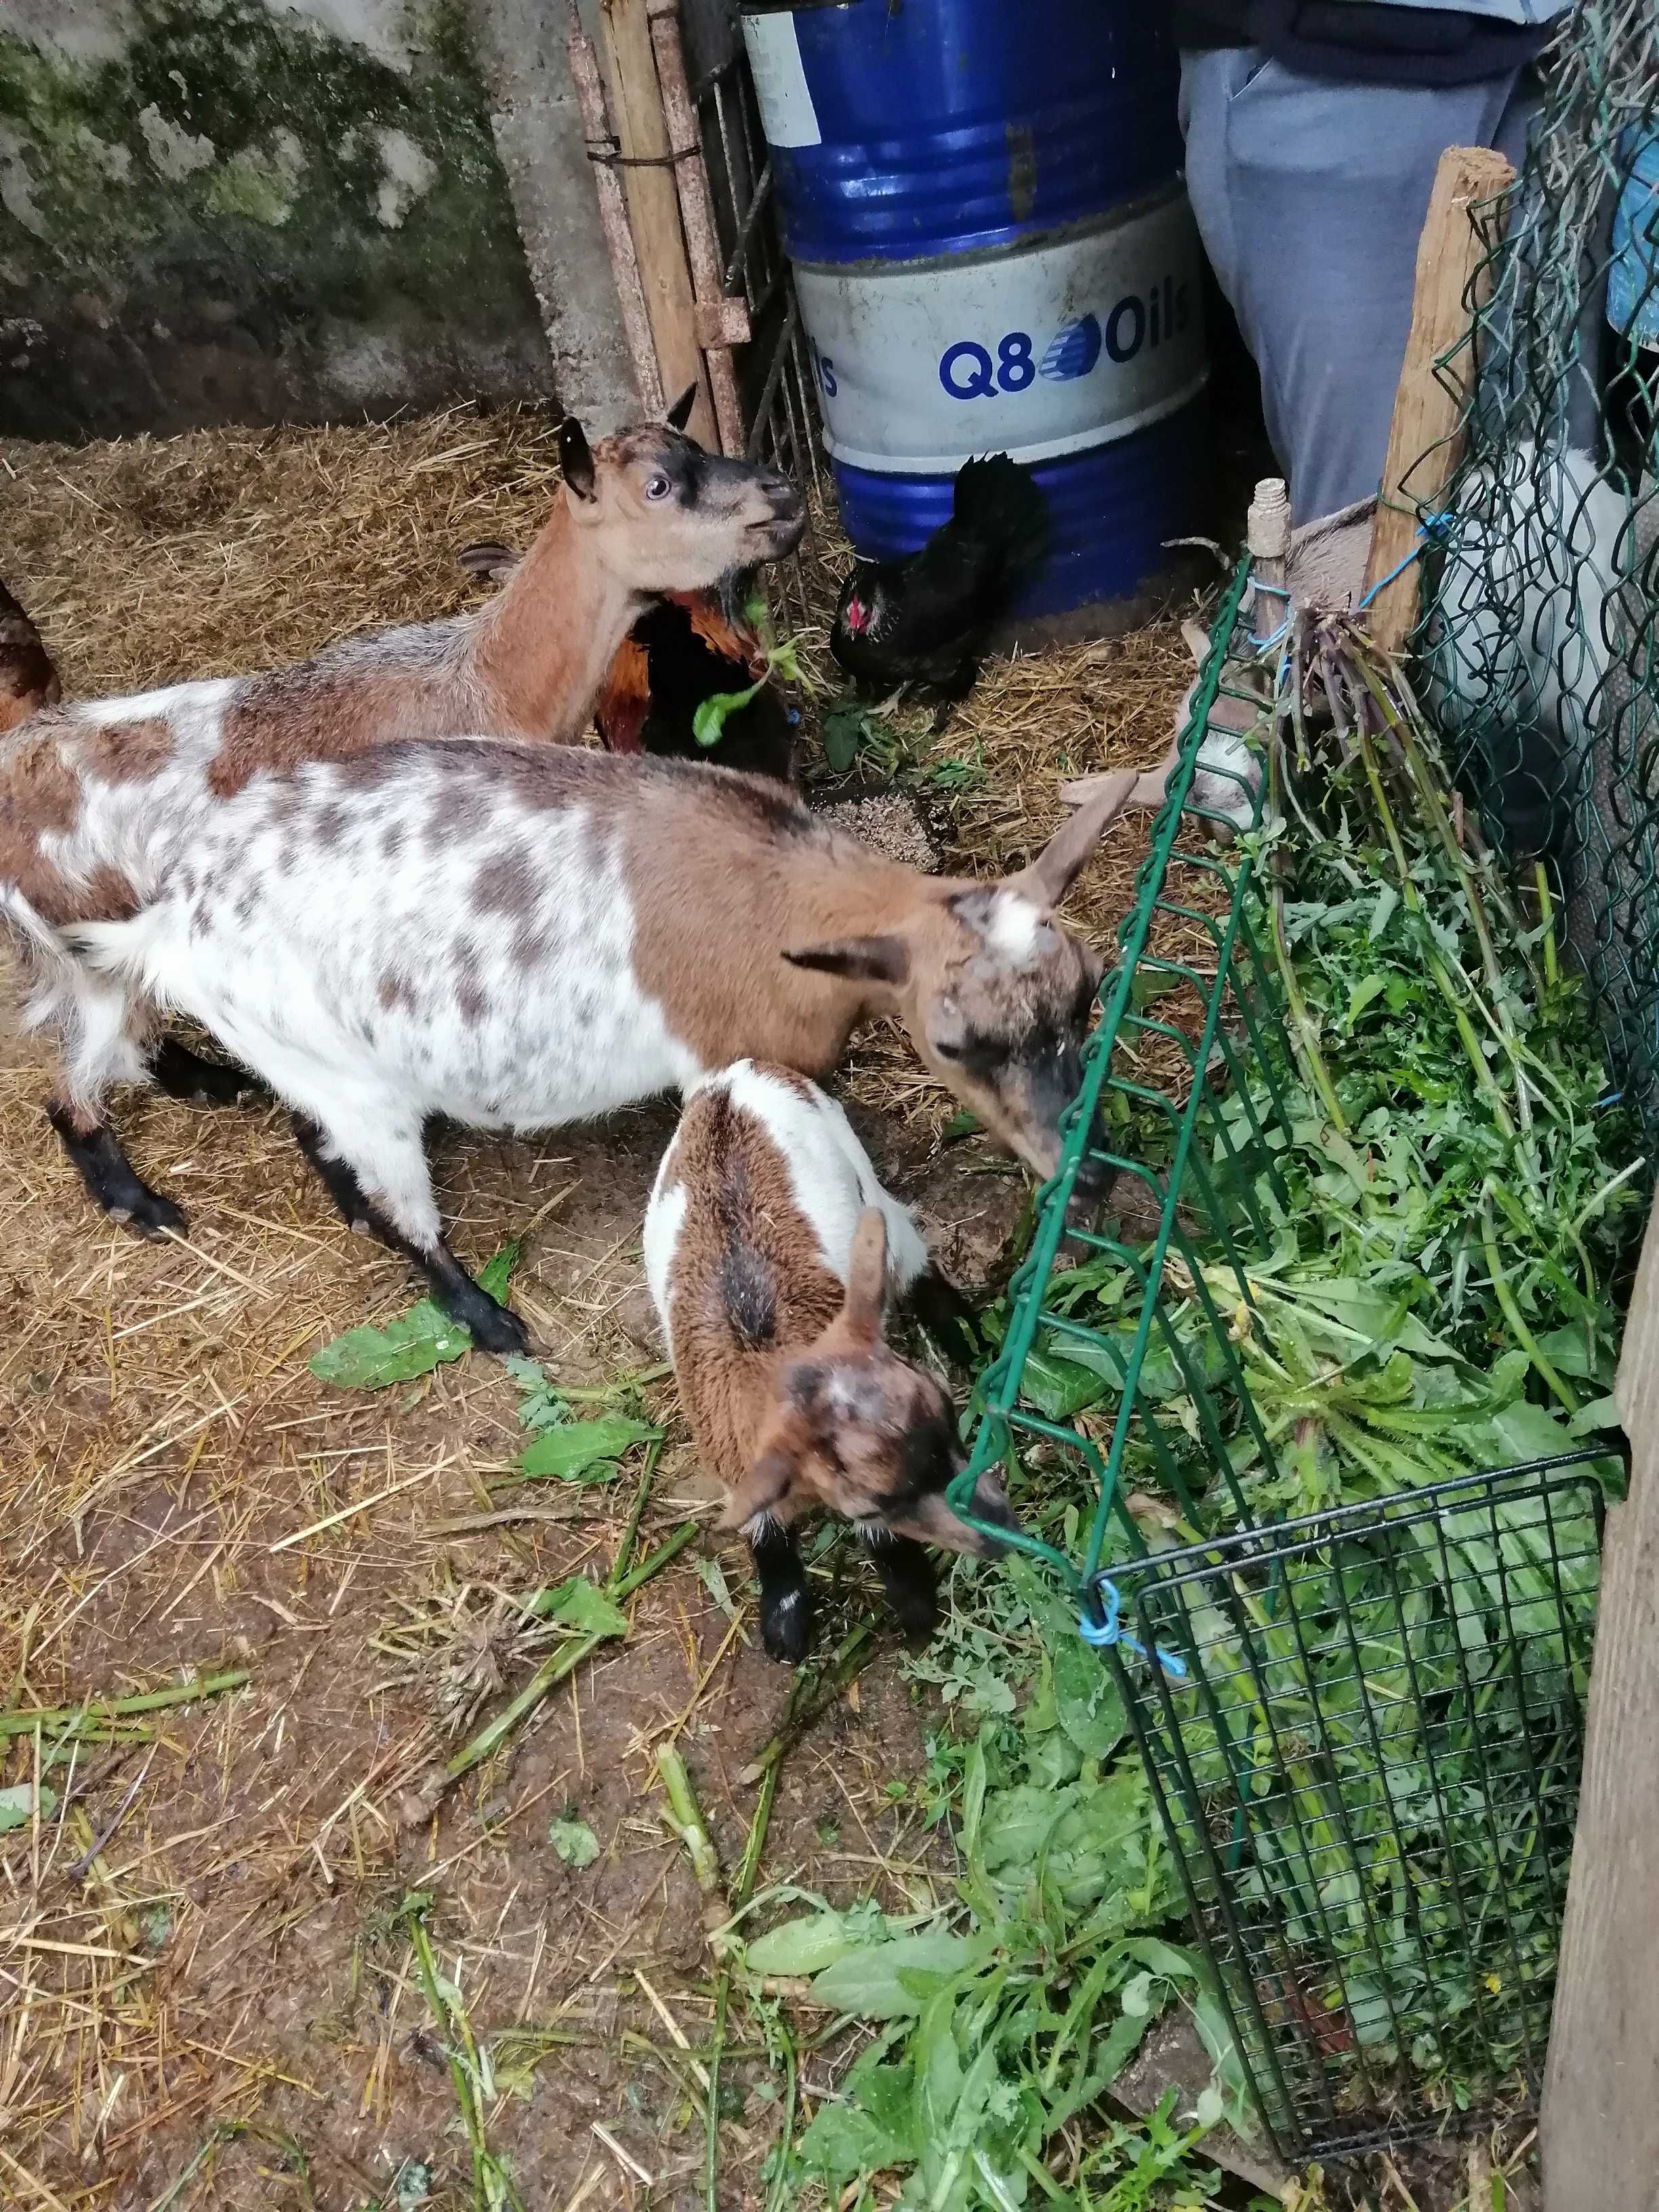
[760,1586,813,1665]
[112,1186,188,1240]
[886,1584,939,1645]
[48,1106,189,1238]
[465,1300,531,1357]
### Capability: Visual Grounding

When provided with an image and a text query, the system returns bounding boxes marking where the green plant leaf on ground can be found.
[531,1578,629,1639]
[500,1354,570,1433]
[745,1910,868,1979]
[309,1301,471,1389]
[768,1558,1239,2209]
[821,700,901,775]
[548,1817,599,1868]
[310,1246,520,1389]
[808,1928,984,2019]
[0,1782,57,1833]
[514,1413,660,1484]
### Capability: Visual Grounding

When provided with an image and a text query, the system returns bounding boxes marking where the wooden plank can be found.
[566,1,663,415]
[647,0,747,455]
[1540,1195,1659,2211]
[1360,144,1515,657]
[598,0,714,443]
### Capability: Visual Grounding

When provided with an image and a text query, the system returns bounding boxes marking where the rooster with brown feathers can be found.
[457,547,796,784]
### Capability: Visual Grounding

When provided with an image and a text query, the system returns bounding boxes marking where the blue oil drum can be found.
[739,0,1209,619]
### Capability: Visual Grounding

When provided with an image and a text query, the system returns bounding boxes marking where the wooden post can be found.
[646,0,750,456]
[566,1,663,417]
[598,0,715,445]
[1540,1196,1659,2211]
[1360,144,1515,658]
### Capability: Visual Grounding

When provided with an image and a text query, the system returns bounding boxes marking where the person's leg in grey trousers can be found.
[1179,49,1537,523]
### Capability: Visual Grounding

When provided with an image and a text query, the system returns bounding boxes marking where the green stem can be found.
[607,1438,663,1593]
[705,1640,828,2212]
[406,1904,517,2212]
[1267,887,1350,1134]
[0,1669,249,1740]
[657,1746,726,1902]
[1387,703,1534,1140]
[735,1624,876,1784]
[438,1523,698,1789]
[1355,726,1517,1141]
[1569,1156,1646,1240]
[1534,863,1559,991]
[1481,1186,1579,1415]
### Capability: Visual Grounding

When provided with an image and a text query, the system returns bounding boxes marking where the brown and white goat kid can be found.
[49,747,1136,1345]
[0,387,801,1233]
[644,1061,1014,1660]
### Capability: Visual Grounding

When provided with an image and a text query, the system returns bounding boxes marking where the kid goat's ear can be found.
[1010,768,1137,907]
[720,1447,797,1532]
[559,415,598,503]
[840,1208,888,1349]
[665,381,699,432]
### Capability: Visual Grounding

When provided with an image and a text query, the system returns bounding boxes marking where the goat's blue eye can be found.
[644,474,672,501]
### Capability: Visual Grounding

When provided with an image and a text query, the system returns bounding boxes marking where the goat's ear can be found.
[840,1208,888,1348]
[559,416,597,502]
[665,381,699,432]
[457,541,519,582]
[1011,769,1137,907]
[783,936,910,987]
[720,1446,798,1532]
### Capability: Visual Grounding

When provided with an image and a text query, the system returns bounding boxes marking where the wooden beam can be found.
[598,0,714,444]
[1360,144,1515,658]
[1540,1196,1659,2210]
[566,0,663,416]
[647,0,748,455]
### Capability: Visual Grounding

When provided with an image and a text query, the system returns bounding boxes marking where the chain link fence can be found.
[1422,1,1659,1128]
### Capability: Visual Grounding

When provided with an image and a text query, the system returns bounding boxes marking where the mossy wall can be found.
[0,0,560,437]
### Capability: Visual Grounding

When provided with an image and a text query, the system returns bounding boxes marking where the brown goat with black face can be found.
[0,389,803,1238]
[644,1059,1013,1660]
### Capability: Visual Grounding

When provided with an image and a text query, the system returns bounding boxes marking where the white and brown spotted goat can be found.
[645,1061,1014,1660]
[45,746,1136,1348]
[0,388,801,1231]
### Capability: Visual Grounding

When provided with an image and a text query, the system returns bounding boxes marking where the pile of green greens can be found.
[766,619,1644,2205]
[756,1561,1253,2211]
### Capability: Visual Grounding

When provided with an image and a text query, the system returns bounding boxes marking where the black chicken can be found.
[830,453,1049,716]
[457,545,796,783]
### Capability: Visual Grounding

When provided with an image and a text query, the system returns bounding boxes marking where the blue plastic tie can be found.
[1247,575,1291,651]
[1078,1580,1188,1680]
[1355,510,1458,611]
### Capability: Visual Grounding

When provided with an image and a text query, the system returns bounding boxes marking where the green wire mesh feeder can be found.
[944,552,1623,2164]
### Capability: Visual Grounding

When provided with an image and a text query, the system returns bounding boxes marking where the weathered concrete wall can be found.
[470,0,638,429]
[0,0,635,438]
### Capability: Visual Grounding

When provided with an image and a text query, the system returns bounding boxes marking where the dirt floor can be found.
[0,407,1201,2210]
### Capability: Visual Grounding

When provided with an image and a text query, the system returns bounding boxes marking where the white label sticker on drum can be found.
[741,16,822,150]
[794,190,1210,471]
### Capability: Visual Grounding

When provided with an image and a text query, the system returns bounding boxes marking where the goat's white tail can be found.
[63,906,177,994]
[0,887,70,962]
